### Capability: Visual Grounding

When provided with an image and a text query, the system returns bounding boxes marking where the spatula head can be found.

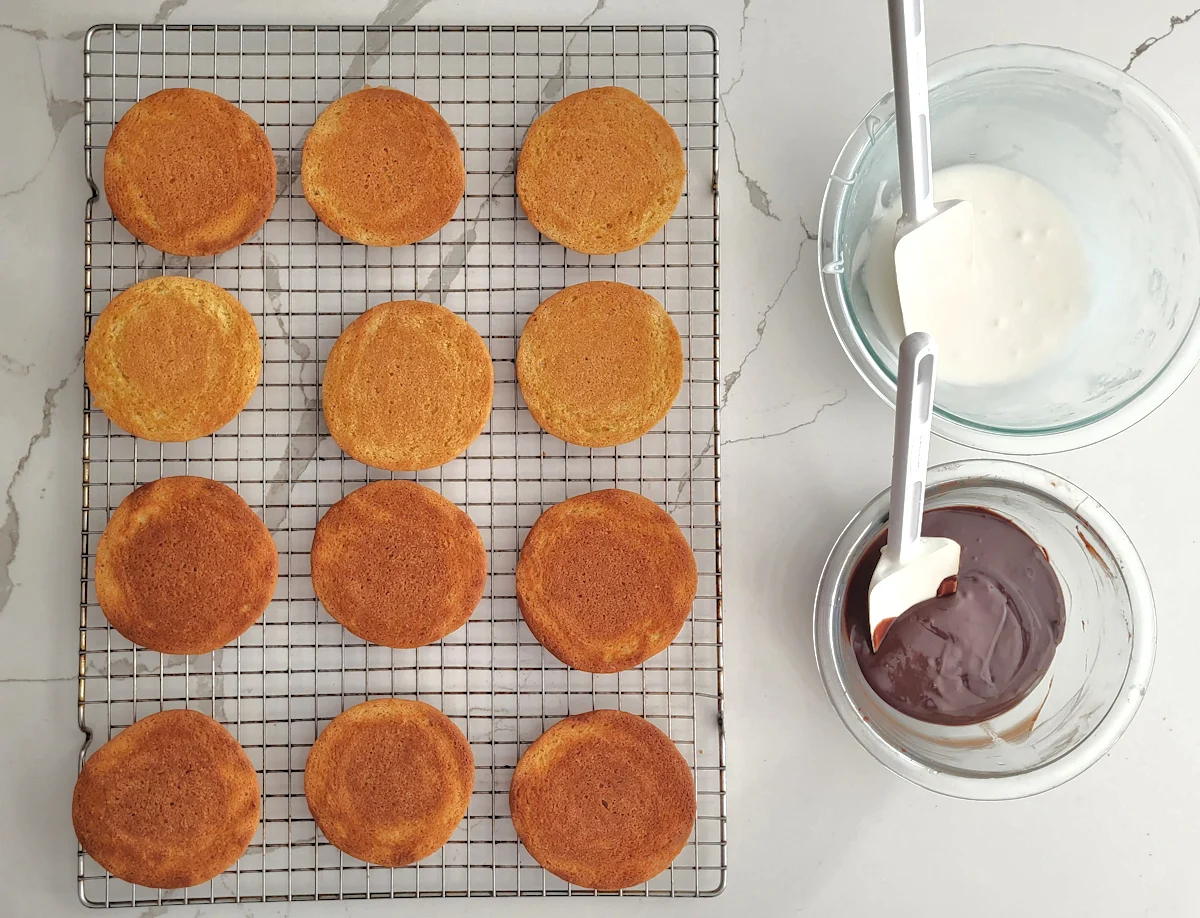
[894,199,976,337]
[868,536,961,651]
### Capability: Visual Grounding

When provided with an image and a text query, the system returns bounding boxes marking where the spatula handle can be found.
[888,0,937,226]
[887,333,938,564]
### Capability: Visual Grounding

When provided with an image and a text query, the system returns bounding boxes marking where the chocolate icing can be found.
[845,506,1065,726]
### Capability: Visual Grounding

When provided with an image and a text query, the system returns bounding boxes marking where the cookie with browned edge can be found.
[311,480,486,648]
[516,489,697,673]
[304,699,474,866]
[302,87,465,246]
[517,86,685,254]
[95,476,278,655]
[105,87,276,256]
[72,709,260,889]
[322,300,493,471]
[509,709,695,890]
[86,276,262,442]
[517,281,683,447]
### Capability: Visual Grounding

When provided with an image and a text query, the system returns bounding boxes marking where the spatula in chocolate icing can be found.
[868,332,961,651]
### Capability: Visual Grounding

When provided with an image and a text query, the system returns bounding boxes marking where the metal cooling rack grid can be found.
[80,23,722,907]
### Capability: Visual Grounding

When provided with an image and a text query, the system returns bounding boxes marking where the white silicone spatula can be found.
[868,332,961,651]
[888,0,975,331]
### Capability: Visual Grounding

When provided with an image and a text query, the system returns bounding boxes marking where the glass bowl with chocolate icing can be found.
[814,459,1155,799]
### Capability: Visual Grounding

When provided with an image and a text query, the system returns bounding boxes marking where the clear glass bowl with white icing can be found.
[819,44,1200,453]
[813,460,1155,800]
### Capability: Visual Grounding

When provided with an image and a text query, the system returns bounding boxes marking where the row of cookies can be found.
[107,83,684,257]
[74,700,694,891]
[87,277,684,455]
[97,474,695,673]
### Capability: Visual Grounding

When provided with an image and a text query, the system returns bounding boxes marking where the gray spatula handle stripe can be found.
[887,333,938,565]
[888,0,937,226]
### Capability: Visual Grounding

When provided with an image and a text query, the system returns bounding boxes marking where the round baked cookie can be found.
[517,281,683,447]
[86,276,262,442]
[516,489,697,673]
[509,709,695,890]
[104,87,276,256]
[304,699,474,866]
[517,86,686,254]
[95,476,278,655]
[72,709,260,889]
[322,300,493,471]
[311,480,486,648]
[302,86,466,246]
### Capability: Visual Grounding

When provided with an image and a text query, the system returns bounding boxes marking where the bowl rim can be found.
[818,43,1200,455]
[812,459,1157,800]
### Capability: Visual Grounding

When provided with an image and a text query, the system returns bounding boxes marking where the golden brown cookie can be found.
[304,698,474,866]
[322,300,493,471]
[517,86,686,254]
[104,87,276,256]
[302,86,465,246]
[517,281,683,447]
[516,489,697,673]
[95,476,278,655]
[509,709,695,890]
[85,276,262,442]
[311,480,486,648]
[72,709,260,889]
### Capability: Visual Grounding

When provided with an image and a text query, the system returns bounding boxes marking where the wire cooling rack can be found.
[79,23,722,907]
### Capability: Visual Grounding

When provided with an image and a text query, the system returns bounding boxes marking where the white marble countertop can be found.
[4,0,1200,915]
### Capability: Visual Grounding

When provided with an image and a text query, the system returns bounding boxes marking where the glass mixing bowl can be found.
[813,460,1155,800]
[819,44,1200,453]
